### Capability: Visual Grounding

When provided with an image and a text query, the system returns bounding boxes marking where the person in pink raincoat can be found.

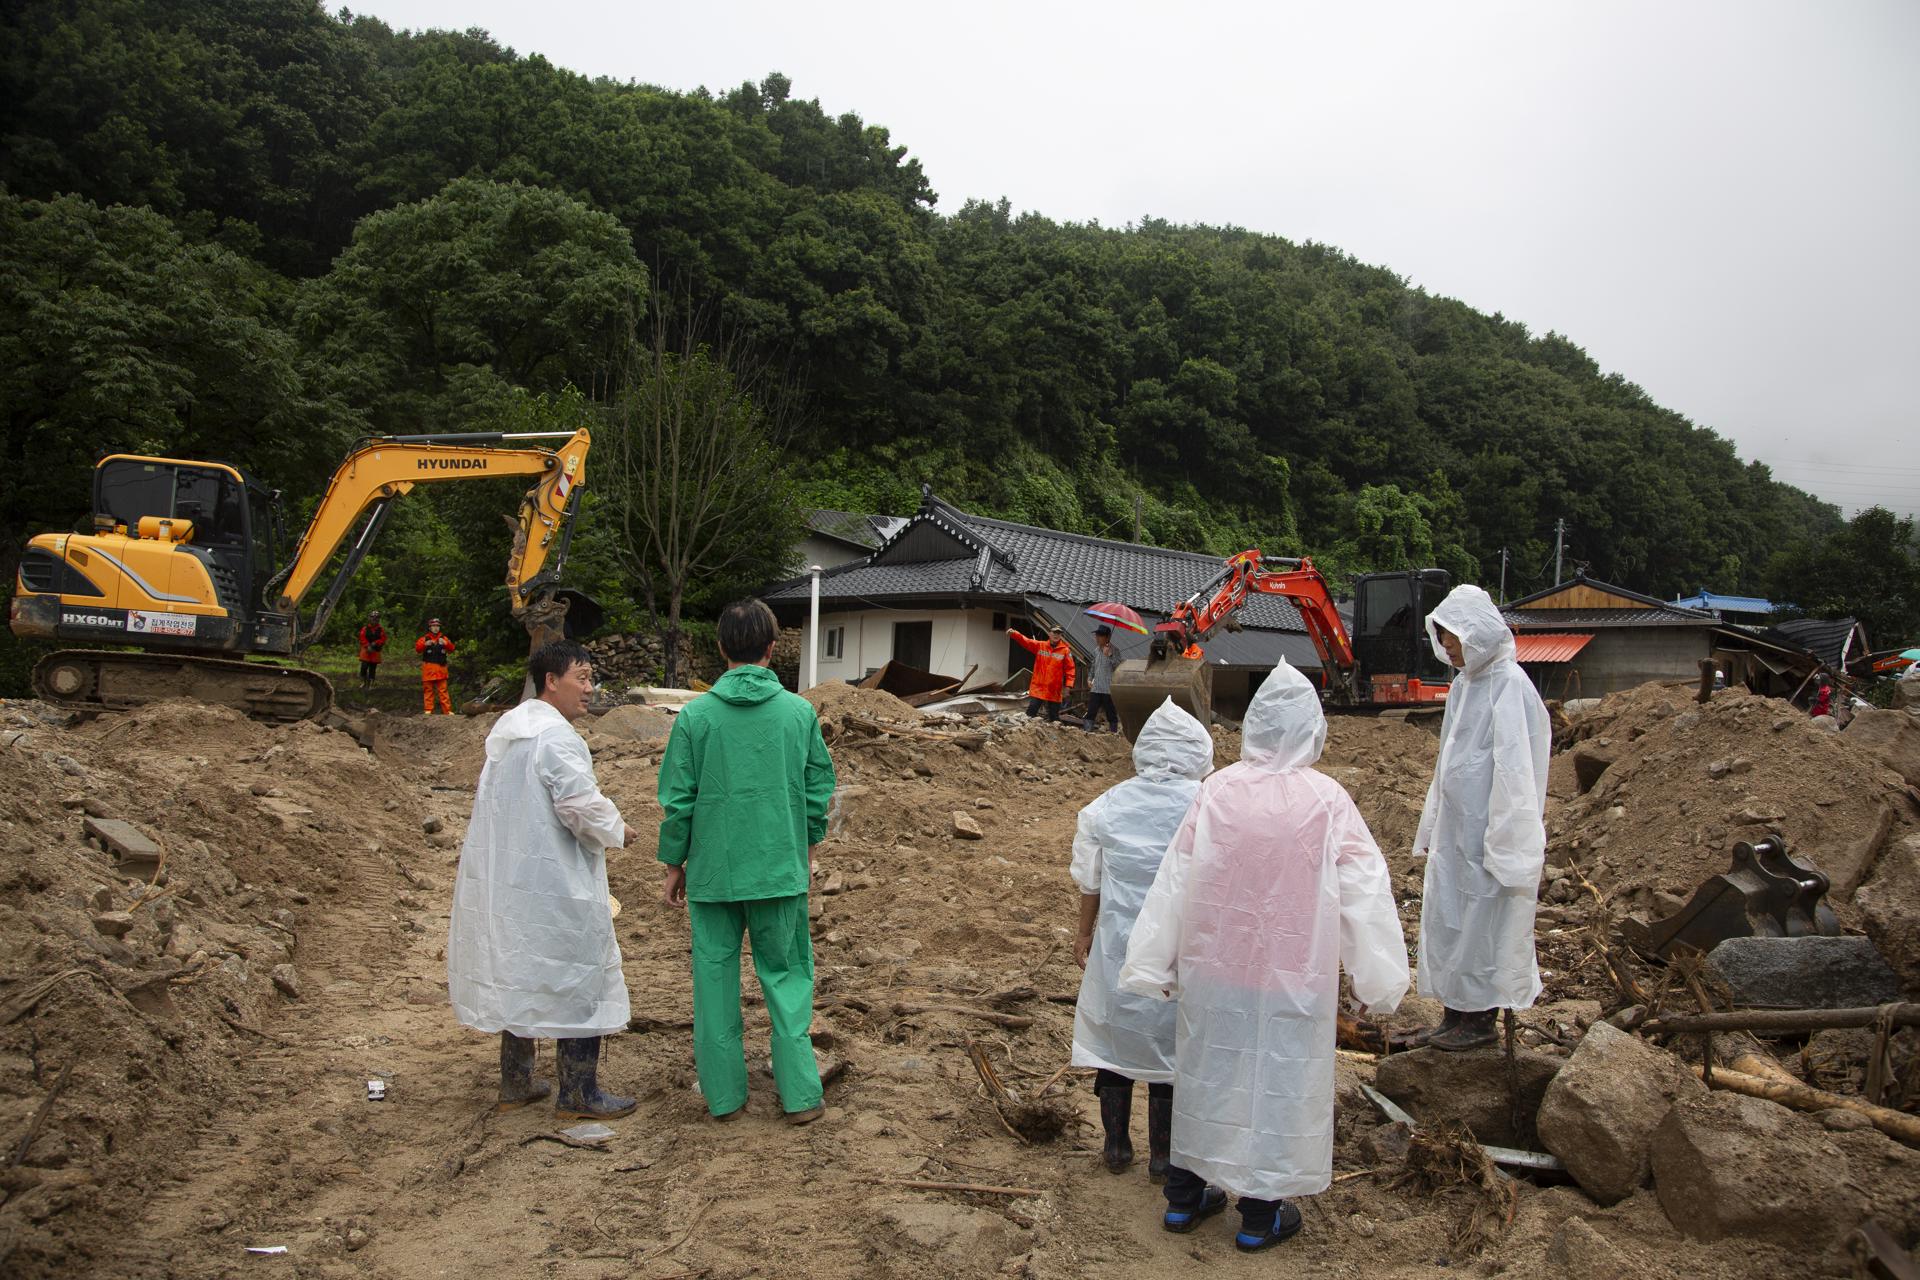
[1121,662,1408,1252]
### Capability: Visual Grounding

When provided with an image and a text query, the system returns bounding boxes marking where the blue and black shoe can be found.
[1234,1203,1304,1252]
[1162,1187,1228,1234]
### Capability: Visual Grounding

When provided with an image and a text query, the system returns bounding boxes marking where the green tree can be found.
[296,179,649,430]
[1766,507,1920,646]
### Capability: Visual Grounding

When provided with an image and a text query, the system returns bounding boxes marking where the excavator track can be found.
[32,650,333,722]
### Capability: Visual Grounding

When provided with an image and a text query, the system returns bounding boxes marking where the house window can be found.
[991,612,1008,631]
[823,626,845,660]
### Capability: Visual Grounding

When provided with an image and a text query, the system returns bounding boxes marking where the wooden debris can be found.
[1692,1064,1920,1147]
[892,1003,1033,1028]
[1644,1003,1920,1036]
[866,1178,1044,1197]
[8,1062,73,1168]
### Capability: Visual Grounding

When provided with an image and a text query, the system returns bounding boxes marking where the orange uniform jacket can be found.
[416,633,455,681]
[357,624,387,664]
[1010,631,1076,703]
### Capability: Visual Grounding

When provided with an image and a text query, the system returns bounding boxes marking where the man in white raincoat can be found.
[1121,663,1408,1252]
[1070,698,1214,1182]
[447,640,638,1119]
[1412,584,1552,1052]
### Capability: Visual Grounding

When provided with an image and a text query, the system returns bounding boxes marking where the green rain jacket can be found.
[656,664,837,902]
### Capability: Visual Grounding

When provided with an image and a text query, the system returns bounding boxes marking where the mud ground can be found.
[0,680,1915,1278]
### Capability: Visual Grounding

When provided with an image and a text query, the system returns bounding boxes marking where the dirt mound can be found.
[1548,688,1917,910]
[0,698,461,1278]
[802,681,925,726]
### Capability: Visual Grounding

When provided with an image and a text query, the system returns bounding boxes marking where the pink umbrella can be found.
[1084,602,1150,635]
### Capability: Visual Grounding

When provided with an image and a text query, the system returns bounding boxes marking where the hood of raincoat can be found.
[1131,698,1214,782]
[485,698,568,761]
[709,664,785,706]
[1427,584,1516,677]
[1240,663,1326,772]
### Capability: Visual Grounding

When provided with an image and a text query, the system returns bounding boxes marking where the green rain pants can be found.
[689,893,822,1117]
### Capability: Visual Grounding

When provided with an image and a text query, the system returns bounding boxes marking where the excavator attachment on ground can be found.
[10,429,595,720]
[1105,554,1452,739]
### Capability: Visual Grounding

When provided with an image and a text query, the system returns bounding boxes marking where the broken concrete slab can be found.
[1535,1022,1705,1205]
[1372,1044,1563,1147]
[82,817,161,869]
[1702,935,1901,1009]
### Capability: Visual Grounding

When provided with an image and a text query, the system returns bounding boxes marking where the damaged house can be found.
[764,488,1319,718]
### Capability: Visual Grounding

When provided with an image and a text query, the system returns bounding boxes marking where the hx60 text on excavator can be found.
[10,430,599,720]
[1107,551,1453,738]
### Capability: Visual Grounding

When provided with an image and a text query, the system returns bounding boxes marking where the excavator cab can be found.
[1350,569,1452,703]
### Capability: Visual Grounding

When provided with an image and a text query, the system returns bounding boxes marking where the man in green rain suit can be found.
[658,598,837,1124]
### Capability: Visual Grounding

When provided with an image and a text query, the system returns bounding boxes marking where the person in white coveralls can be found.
[1069,698,1214,1182]
[1411,585,1552,1052]
[1121,663,1408,1252]
[446,640,638,1119]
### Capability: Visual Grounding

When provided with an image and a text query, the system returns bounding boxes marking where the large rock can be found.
[590,703,676,743]
[1651,1092,1920,1249]
[1535,1022,1704,1205]
[1372,1044,1562,1147]
[1844,706,1920,786]
[1570,742,1618,794]
[1856,832,1920,992]
[1702,935,1901,1009]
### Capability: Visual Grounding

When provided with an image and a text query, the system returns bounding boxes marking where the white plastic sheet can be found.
[1120,664,1408,1200]
[1414,584,1552,1011]
[447,700,631,1038]
[1069,699,1214,1083]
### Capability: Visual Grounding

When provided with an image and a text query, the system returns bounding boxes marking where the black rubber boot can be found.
[498,1031,552,1111]
[1146,1089,1172,1184]
[1098,1084,1135,1174]
[554,1035,637,1119]
[1410,1007,1462,1048]
[1429,1009,1500,1053]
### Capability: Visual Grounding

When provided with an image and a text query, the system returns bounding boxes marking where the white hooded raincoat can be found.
[447,699,631,1038]
[1070,699,1215,1083]
[1120,664,1409,1201]
[1414,584,1552,1012]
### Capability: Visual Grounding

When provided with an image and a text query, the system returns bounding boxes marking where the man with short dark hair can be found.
[1084,625,1121,733]
[658,599,837,1124]
[447,640,639,1119]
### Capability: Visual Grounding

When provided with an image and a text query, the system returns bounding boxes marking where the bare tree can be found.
[599,293,804,687]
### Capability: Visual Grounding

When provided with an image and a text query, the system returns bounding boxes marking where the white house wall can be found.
[799,607,1013,688]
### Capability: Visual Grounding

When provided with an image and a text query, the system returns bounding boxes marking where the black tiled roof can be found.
[766,493,1306,633]
[805,508,904,550]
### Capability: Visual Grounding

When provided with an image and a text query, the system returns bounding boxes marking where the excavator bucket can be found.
[1109,655,1214,740]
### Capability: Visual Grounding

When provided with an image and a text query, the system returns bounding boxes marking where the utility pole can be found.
[1499,548,1509,603]
[1553,518,1566,585]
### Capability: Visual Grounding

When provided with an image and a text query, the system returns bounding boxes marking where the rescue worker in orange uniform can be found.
[1009,623,1078,723]
[357,610,387,690]
[417,618,456,715]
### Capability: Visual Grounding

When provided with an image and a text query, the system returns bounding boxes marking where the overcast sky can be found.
[349,0,1919,519]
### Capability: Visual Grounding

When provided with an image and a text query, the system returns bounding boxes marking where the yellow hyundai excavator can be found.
[9,429,596,720]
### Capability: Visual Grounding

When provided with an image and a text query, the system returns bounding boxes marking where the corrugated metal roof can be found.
[1512,632,1595,663]
[1771,617,1868,668]
[1670,591,1783,614]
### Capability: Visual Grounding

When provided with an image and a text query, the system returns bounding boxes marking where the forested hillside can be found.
[5,0,1898,688]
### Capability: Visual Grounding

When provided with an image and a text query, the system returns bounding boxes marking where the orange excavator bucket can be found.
[1109,654,1214,740]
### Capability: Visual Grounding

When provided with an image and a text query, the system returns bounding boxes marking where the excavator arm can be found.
[1156,552,1359,696]
[271,429,591,644]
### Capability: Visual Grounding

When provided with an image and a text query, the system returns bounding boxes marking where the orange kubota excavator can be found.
[10,430,598,720]
[1107,551,1453,738]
